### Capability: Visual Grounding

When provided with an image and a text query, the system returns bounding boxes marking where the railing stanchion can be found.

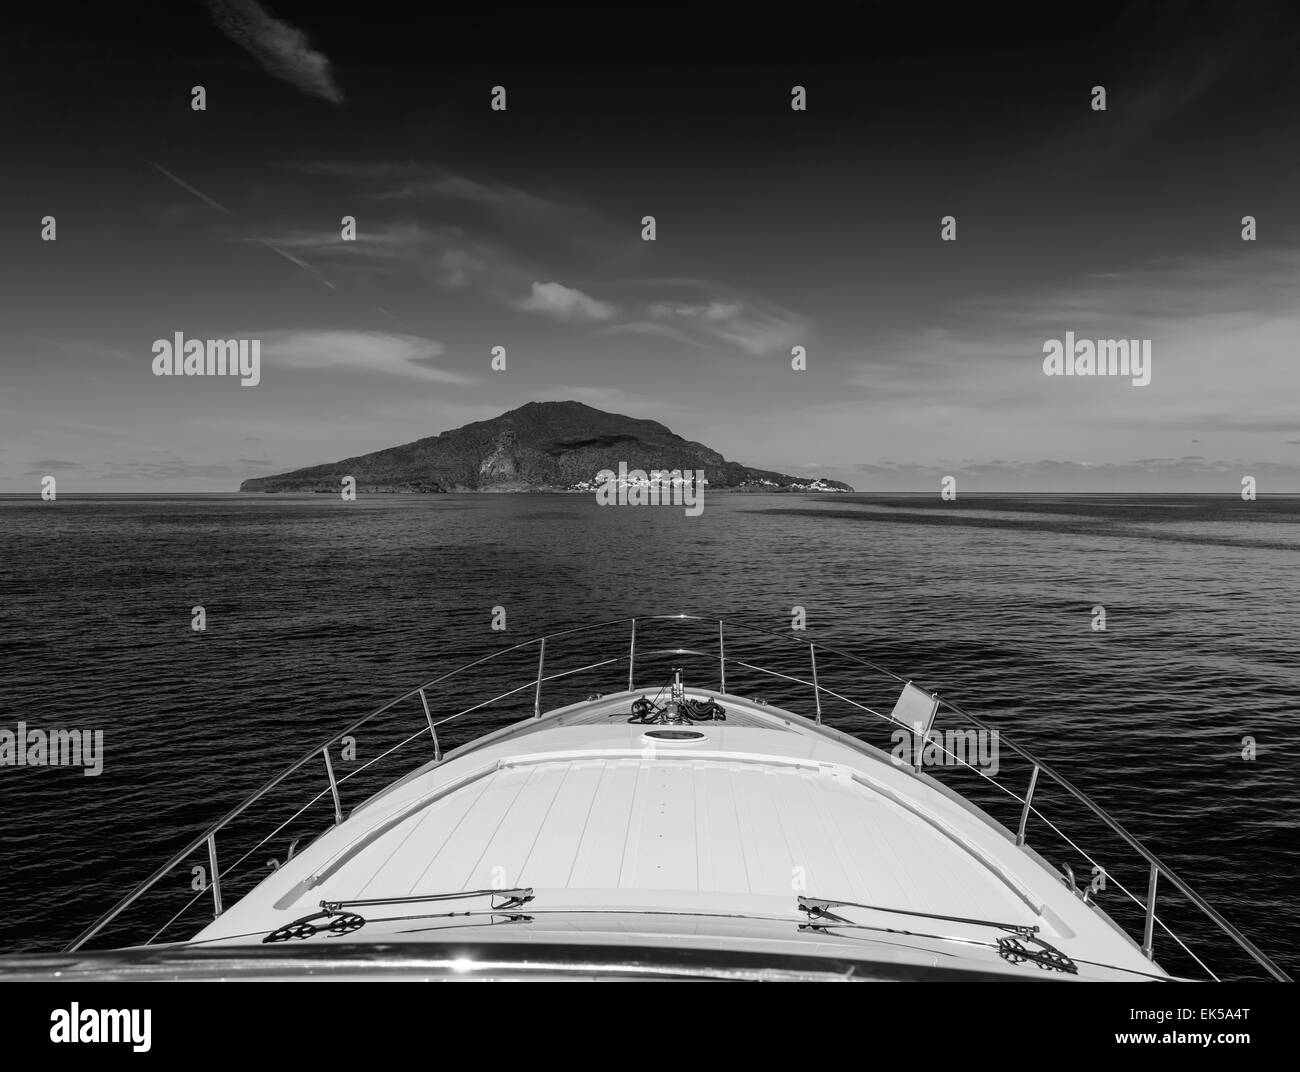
[628,619,637,692]
[1016,765,1040,846]
[206,834,223,919]
[323,746,343,825]
[810,643,822,725]
[534,638,545,718]
[1142,863,1159,960]
[419,688,441,761]
[718,621,726,693]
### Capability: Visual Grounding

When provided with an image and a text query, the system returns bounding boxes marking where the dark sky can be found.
[4,1,1300,490]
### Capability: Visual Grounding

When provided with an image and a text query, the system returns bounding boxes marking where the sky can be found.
[3,1,1300,491]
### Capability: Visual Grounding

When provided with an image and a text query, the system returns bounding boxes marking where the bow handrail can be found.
[64,614,1291,982]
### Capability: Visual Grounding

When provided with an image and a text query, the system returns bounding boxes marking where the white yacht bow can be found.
[50,615,1290,982]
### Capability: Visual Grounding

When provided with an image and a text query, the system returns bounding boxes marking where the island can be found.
[239,401,854,494]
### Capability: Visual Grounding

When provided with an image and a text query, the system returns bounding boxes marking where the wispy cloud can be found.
[602,320,709,350]
[606,281,807,357]
[271,165,808,353]
[24,458,81,473]
[374,171,569,218]
[263,222,500,290]
[292,161,629,263]
[25,337,138,363]
[648,299,802,356]
[205,0,343,103]
[849,456,1300,493]
[843,246,1300,437]
[94,459,264,482]
[515,281,616,322]
[303,163,600,232]
[260,330,476,384]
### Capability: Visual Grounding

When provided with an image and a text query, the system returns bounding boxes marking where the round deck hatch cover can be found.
[641,728,708,743]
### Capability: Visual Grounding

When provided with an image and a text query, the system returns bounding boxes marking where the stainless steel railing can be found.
[64,614,1291,982]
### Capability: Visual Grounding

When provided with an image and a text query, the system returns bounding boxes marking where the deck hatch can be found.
[642,729,708,743]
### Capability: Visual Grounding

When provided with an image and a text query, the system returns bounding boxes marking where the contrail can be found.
[150,161,338,289]
[260,241,338,289]
[374,305,416,329]
[148,162,235,216]
[260,240,314,272]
